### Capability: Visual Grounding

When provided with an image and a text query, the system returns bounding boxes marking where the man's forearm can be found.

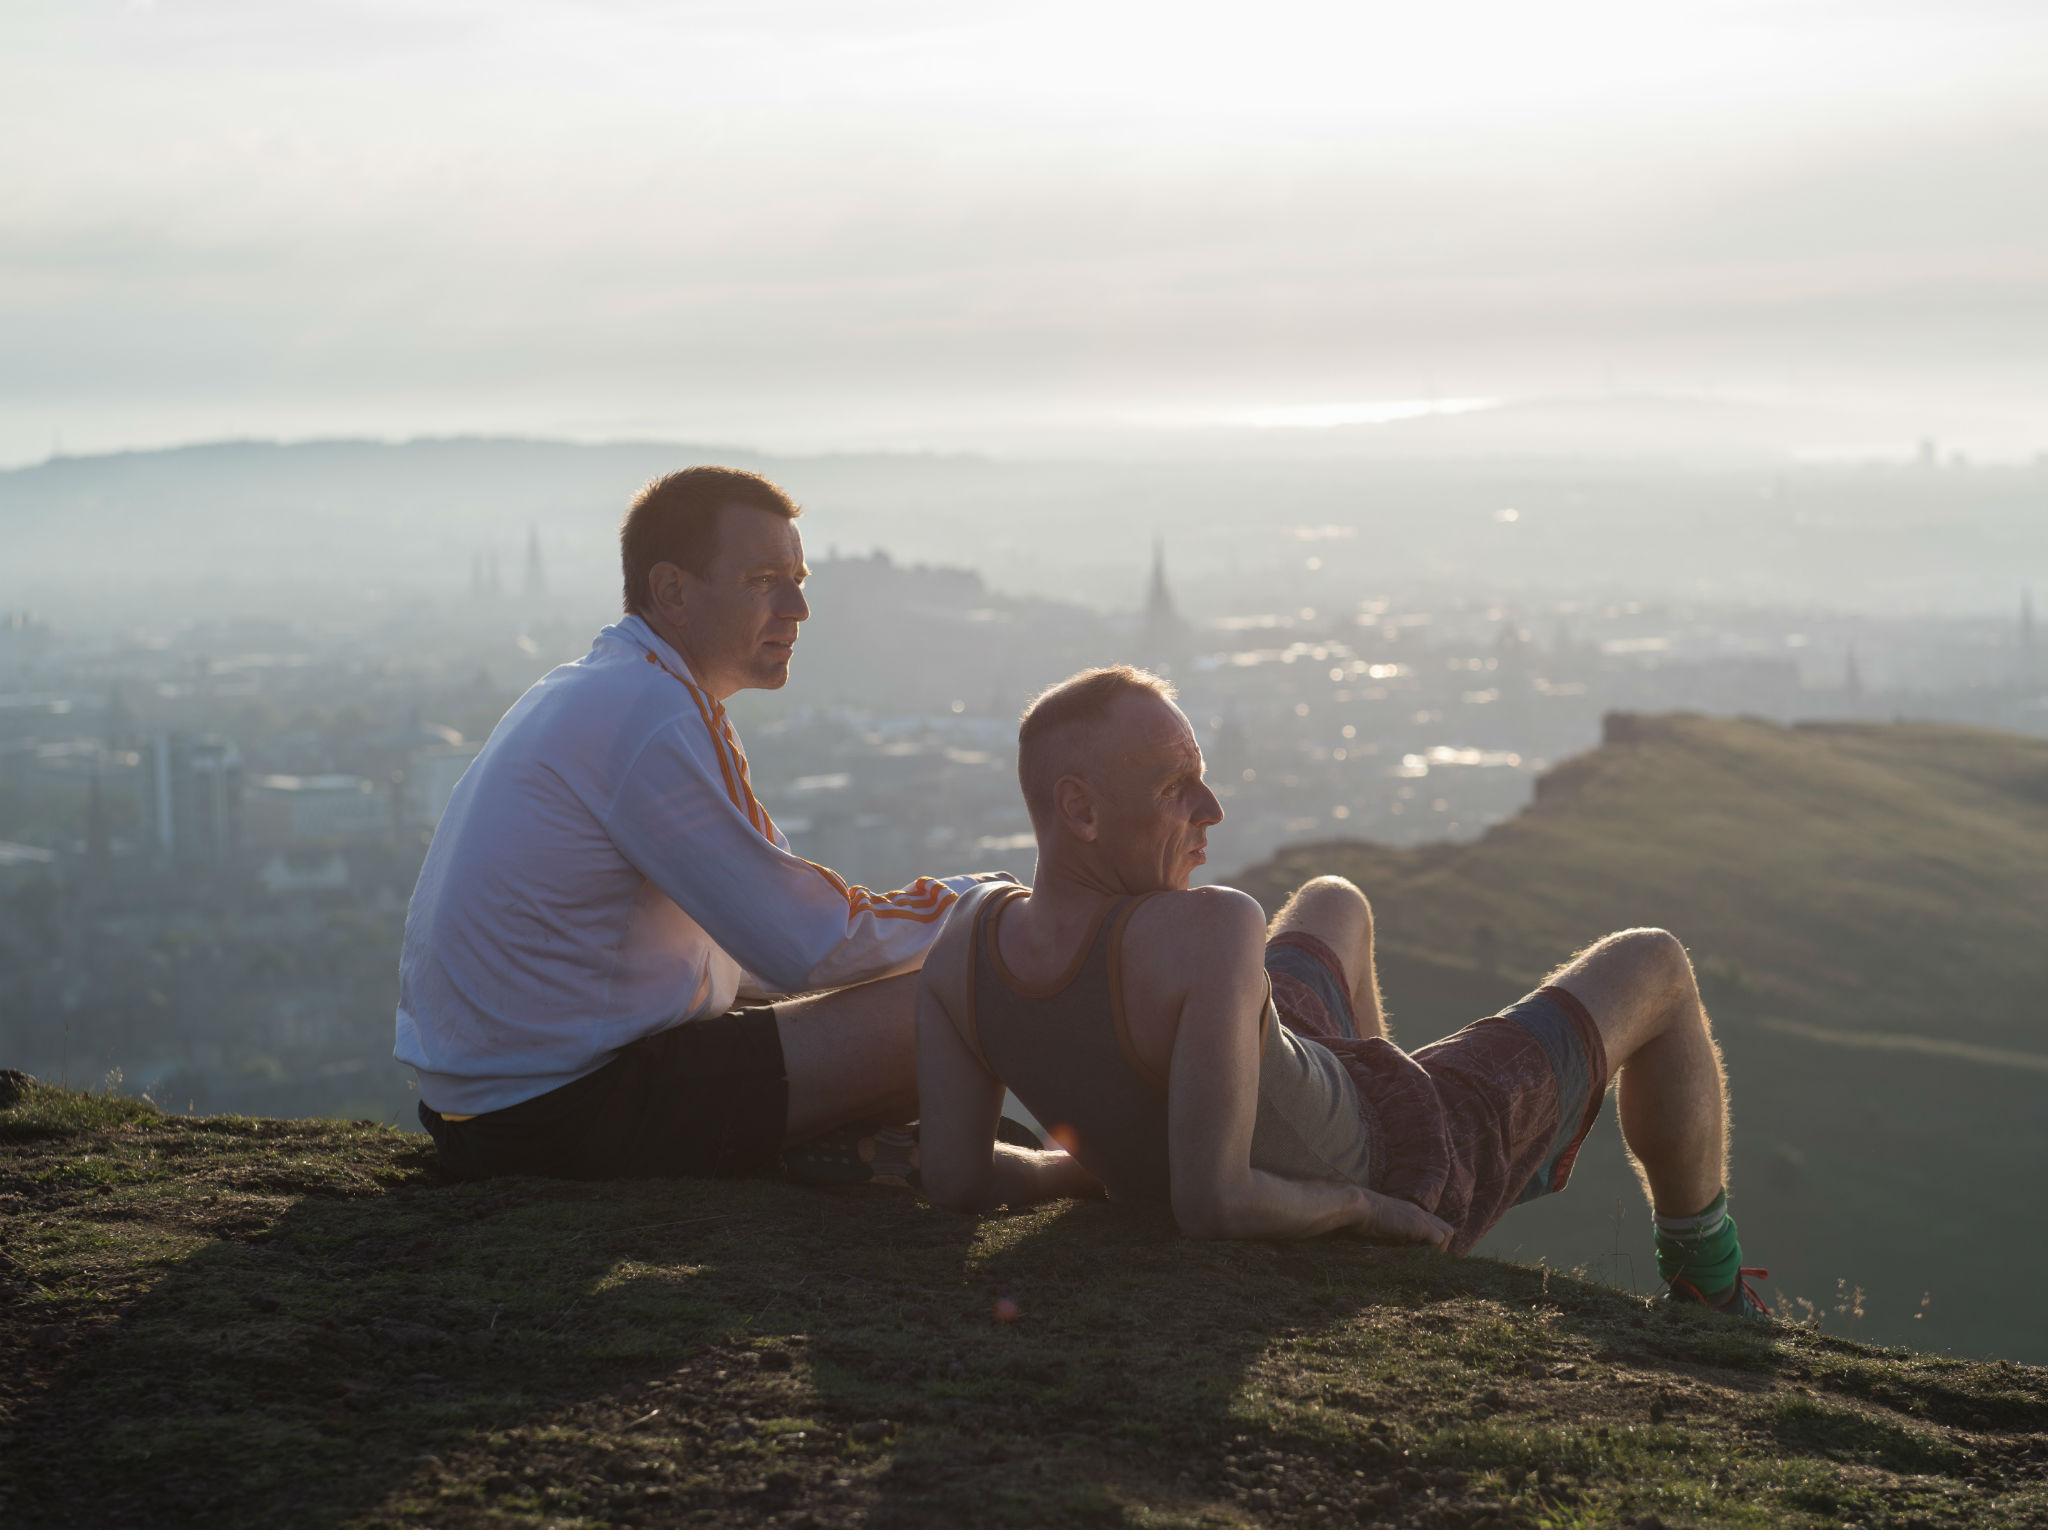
[1184,1171,1453,1248]
[986,1145,1104,1207]
[1185,1170,1369,1241]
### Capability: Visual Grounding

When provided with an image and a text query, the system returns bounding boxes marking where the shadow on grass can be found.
[4,1165,1302,1526]
[1759,1394,1969,1476]
[19,1123,2024,1527]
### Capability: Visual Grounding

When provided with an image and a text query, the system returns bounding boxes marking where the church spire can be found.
[1141,536,1189,674]
[1147,536,1174,618]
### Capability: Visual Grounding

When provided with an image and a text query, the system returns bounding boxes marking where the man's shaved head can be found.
[1016,665,1178,828]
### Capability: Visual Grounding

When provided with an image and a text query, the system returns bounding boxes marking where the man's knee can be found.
[1305,873,1370,917]
[1281,874,1372,935]
[1586,926,1694,1001]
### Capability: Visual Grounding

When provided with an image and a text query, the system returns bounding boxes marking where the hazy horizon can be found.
[6,0,2046,468]
[10,386,2043,475]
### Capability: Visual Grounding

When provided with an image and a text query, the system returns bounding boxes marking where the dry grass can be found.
[3,1073,2045,1528]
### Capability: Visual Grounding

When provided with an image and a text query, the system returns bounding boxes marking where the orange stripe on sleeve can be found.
[851,896,957,925]
[681,681,749,822]
[805,860,853,899]
[641,647,956,928]
[862,886,952,915]
[803,862,962,924]
[851,879,950,911]
[717,713,772,837]
[644,649,754,826]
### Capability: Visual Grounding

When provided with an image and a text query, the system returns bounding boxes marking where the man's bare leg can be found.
[774,972,920,1147]
[1542,927,1727,1218]
[1269,875,1388,1039]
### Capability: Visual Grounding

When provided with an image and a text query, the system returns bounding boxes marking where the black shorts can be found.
[416,1005,788,1181]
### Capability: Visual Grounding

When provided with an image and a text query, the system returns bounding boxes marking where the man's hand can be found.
[1348,1189,1456,1250]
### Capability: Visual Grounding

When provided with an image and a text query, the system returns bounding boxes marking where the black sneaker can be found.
[781,1120,920,1189]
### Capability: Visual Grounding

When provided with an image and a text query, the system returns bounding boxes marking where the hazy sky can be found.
[5,0,2046,464]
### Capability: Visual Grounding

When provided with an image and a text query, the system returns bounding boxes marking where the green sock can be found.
[1654,1189,1742,1299]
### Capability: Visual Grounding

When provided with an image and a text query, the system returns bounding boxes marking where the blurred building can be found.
[0,612,55,679]
[0,840,56,896]
[144,732,243,867]
[0,693,79,748]
[403,743,481,830]
[244,774,385,849]
[256,849,352,896]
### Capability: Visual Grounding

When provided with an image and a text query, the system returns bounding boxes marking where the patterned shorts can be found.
[1265,930,1611,1256]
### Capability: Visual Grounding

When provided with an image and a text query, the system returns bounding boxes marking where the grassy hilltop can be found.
[5,712,2045,1526]
[4,1072,2047,1529]
[1232,713,2048,1364]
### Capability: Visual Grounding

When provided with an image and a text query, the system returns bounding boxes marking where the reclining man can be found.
[397,467,997,1181]
[914,665,1766,1316]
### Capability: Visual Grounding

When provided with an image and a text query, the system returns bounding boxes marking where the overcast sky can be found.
[5,0,2045,464]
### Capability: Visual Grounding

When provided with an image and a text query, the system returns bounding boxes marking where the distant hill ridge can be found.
[1236,710,2048,1052]
[9,430,2044,614]
[0,435,1004,588]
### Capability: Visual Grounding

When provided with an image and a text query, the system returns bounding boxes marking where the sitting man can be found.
[914,665,1765,1316]
[396,466,995,1181]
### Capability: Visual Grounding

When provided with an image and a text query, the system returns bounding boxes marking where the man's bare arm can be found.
[914,902,1102,1212]
[1162,889,1452,1247]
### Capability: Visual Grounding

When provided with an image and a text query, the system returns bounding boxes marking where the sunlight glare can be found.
[1226,397,1499,430]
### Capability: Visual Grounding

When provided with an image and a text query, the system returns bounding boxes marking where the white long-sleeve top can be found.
[394,614,982,1115]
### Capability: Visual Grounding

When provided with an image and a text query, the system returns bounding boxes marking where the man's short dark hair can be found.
[1016,665,1178,824]
[620,466,801,615]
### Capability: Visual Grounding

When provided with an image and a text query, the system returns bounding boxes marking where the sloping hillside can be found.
[1233,714,2048,1365]
[1240,713,2048,1050]
[3,1074,2044,1529]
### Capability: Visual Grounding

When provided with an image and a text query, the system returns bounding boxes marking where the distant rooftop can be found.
[248,774,376,795]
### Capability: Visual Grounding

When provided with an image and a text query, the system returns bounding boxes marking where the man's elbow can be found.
[729,944,809,998]
[922,1163,993,1215]
[1171,1183,1245,1241]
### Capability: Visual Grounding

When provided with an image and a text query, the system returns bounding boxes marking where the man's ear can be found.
[1054,773,1098,843]
[647,560,690,616]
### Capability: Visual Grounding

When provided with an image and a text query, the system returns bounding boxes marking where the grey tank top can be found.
[956,883,1375,1204]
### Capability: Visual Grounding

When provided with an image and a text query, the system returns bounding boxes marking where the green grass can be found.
[1,1068,162,1142]
[2,1079,2044,1528]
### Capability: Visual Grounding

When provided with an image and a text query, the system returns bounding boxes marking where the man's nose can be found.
[781,581,810,622]
[1196,784,1224,826]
